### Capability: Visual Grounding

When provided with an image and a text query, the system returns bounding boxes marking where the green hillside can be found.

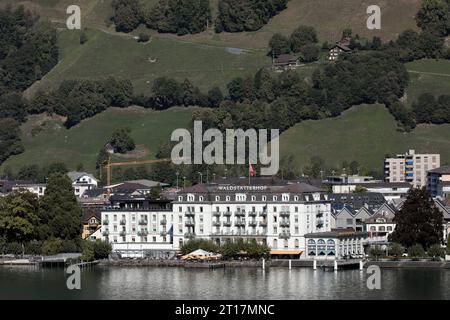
[279,104,450,173]
[1,107,196,172]
[10,0,421,95]
[404,59,450,107]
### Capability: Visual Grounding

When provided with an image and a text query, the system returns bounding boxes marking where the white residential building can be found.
[101,179,333,258]
[11,183,47,198]
[384,149,440,188]
[67,171,98,197]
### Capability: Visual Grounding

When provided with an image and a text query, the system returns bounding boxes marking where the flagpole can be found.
[248,162,251,185]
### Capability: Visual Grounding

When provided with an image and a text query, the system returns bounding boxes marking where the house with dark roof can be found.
[272,54,299,71]
[329,192,386,213]
[328,37,352,61]
[332,206,373,231]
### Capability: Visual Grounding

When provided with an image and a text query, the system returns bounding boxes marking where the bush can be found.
[408,244,425,260]
[93,240,112,259]
[369,245,384,260]
[42,238,63,256]
[25,241,42,255]
[81,241,95,261]
[59,240,80,253]
[427,244,445,261]
[138,33,150,42]
[5,242,23,255]
[389,243,405,260]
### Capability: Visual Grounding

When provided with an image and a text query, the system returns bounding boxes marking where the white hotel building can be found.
[101,179,333,258]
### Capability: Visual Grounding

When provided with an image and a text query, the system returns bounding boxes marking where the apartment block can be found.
[384,149,440,188]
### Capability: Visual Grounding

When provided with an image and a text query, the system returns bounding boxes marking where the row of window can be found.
[180,194,324,202]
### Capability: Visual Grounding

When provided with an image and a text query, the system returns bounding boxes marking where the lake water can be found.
[0,266,449,300]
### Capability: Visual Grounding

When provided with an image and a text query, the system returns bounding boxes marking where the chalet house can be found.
[328,37,352,61]
[364,203,397,242]
[272,54,299,72]
[82,209,101,239]
[67,171,99,197]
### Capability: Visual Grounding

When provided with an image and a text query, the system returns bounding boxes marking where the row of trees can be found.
[269,25,320,62]
[30,78,134,128]
[0,6,59,166]
[112,0,211,35]
[112,0,287,34]
[180,238,270,259]
[412,93,450,125]
[370,243,448,261]
[215,0,287,33]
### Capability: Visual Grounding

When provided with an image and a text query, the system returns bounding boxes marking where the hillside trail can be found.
[407,70,450,77]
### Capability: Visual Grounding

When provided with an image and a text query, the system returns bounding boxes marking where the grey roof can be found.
[428,166,450,175]
[359,182,411,189]
[67,171,97,182]
[125,179,169,187]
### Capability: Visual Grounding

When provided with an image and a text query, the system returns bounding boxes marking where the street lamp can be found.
[198,172,203,184]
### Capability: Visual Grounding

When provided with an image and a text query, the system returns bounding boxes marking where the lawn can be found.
[0,107,197,172]
[405,59,450,107]
[25,28,271,96]
[279,104,450,174]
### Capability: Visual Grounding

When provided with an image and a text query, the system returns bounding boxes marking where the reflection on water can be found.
[0,266,449,300]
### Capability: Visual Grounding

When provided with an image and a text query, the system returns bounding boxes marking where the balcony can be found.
[160,231,167,237]
[185,220,195,227]
[119,231,126,237]
[102,230,109,236]
[185,211,195,217]
[316,219,324,228]
[213,211,221,217]
[184,232,196,239]
[316,212,323,218]
[102,220,109,225]
[137,230,148,237]
[120,220,126,225]
[212,221,221,227]
[235,220,246,227]
[259,211,267,217]
[248,211,257,217]
[260,221,267,227]
[223,211,232,217]
[248,220,257,227]
[160,219,167,225]
[223,221,232,227]
[235,211,246,217]
[279,232,291,239]
[280,220,290,227]
[280,211,290,217]
[138,220,148,225]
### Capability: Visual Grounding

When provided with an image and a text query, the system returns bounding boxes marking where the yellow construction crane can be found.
[102,158,172,186]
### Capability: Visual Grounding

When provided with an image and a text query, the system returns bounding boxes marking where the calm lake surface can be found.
[0,266,449,300]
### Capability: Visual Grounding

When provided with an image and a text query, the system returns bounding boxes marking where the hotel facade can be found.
[100,179,333,258]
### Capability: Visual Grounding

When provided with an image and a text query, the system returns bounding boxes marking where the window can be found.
[251,196,256,201]
[179,207,182,212]
[273,196,277,201]
[200,207,203,213]
[215,196,220,201]
[262,196,266,201]
[273,206,277,212]
[295,207,298,213]
[226,196,230,201]
[178,196,182,201]
[199,196,204,201]
[387,226,393,232]
[294,196,299,201]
